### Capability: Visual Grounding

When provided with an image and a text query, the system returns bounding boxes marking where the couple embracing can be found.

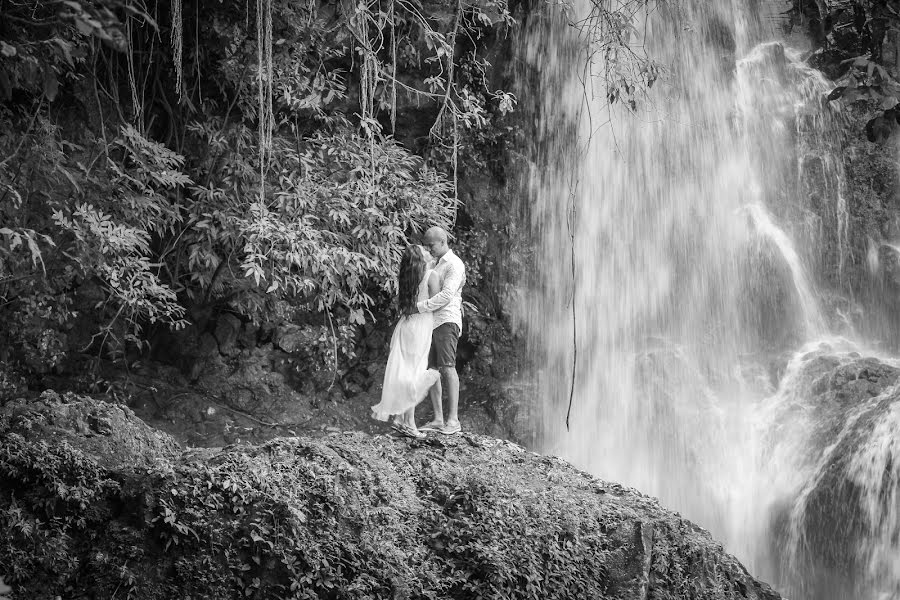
[371,226,465,439]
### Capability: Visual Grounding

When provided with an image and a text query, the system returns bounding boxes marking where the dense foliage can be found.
[0,392,781,600]
[798,0,900,140]
[0,0,516,382]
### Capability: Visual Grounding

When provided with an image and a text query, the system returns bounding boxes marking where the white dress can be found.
[371,270,440,420]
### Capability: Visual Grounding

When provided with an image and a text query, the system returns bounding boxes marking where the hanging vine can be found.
[256,0,275,201]
[565,173,579,430]
[344,0,515,207]
[389,0,398,134]
[428,0,464,220]
[171,0,184,99]
[126,15,143,123]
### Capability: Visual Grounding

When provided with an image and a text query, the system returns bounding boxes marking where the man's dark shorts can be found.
[428,323,460,369]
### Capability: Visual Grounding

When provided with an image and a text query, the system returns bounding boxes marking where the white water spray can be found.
[517,1,896,598]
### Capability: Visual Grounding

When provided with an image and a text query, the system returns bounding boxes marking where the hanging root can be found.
[126,16,143,121]
[390,0,397,134]
[171,0,183,99]
[256,0,274,201]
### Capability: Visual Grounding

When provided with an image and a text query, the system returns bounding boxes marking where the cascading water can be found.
[519,1,900,598]
[758,341,900,599]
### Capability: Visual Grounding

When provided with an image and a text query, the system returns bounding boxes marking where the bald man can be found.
[412,226,466,435]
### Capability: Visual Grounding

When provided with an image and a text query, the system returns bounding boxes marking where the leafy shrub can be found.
[239,130,456,324]
[418,474,613,600]
[1,395,772,600]
[0,107,80,373]
[49,124,190,356]
[0,433,118,588]
[134,441,403,599]
[0,0,514,381]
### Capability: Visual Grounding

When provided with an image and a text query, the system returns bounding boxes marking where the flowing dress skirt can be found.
[371,311,440,420]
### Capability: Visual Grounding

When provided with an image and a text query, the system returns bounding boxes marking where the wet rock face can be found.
[767,352,900,600]
[810,356,900,400]
[0,394,781,600]
[0,390,180,470]
[784,0,900,347]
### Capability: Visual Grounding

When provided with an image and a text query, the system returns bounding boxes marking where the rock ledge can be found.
[0,393,780,600]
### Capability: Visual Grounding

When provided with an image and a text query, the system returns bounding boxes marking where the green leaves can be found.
[190,126,455,328]
[0,423,120,586]
[0,227,54,272]
[59,1,130,51]
[47,125,191,356]
[826,54,900,143]
[0,0,511,377]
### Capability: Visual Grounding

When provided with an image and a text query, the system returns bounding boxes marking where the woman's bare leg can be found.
[402,407,416,429]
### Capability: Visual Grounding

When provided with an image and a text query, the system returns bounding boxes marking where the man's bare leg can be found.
[442,366,460,425]
[421,376,444,429]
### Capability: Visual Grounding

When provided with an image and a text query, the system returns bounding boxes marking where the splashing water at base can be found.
[756,340,900,599]
[518,1,900,598]
[848,400,900,593]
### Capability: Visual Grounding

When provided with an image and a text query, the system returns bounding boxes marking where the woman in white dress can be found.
[371,245,441,438]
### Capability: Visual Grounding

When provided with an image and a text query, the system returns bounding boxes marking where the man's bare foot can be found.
[440,421,461,435]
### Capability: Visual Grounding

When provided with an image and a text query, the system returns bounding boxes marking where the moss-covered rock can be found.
[0,390,180,469]
[0,394,780,600]
[764,349,900,600]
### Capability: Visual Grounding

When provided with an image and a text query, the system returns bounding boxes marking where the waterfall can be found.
[743,203,826,336]
[518,0,899,598]
[760,342,900,599]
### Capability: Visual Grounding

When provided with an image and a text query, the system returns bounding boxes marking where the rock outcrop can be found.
[765,349,900,600]
[0,393,780,600]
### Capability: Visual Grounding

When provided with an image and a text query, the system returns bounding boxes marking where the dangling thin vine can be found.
[389,0,397,134]
[171,0,183,99]
[256,0,275,201]
[428,0,463,218]
[126,15,143,123]
[354,1,380,185]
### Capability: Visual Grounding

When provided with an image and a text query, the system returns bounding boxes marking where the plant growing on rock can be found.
[797,0,900,141]
[0,394,783,600]
[0,0,508,378]
[0,0,664,391]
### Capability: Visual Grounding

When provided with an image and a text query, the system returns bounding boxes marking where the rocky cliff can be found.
[0,392,780,600]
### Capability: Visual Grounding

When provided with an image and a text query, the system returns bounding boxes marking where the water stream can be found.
[520,1,900,598]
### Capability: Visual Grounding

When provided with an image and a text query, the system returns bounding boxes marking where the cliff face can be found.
[782,0,900,345]
[0,392,780,600]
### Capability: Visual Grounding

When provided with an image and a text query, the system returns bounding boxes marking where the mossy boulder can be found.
[0,394,780,600]
[0,390,180,470]
[765,351,900,600]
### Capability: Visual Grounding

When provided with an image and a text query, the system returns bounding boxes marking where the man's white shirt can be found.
[416,249,465,330]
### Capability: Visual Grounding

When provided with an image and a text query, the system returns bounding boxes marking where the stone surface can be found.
[213,313,242,356]
[197,332,219,357]
[790,0,900,348]
[766,350,900,600]
[272,322,320,354]
[0,390,180,470]
[238,321,259,349]
[0,394,782,600]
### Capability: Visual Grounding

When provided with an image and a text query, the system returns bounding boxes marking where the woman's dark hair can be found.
[398,245,427,314]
